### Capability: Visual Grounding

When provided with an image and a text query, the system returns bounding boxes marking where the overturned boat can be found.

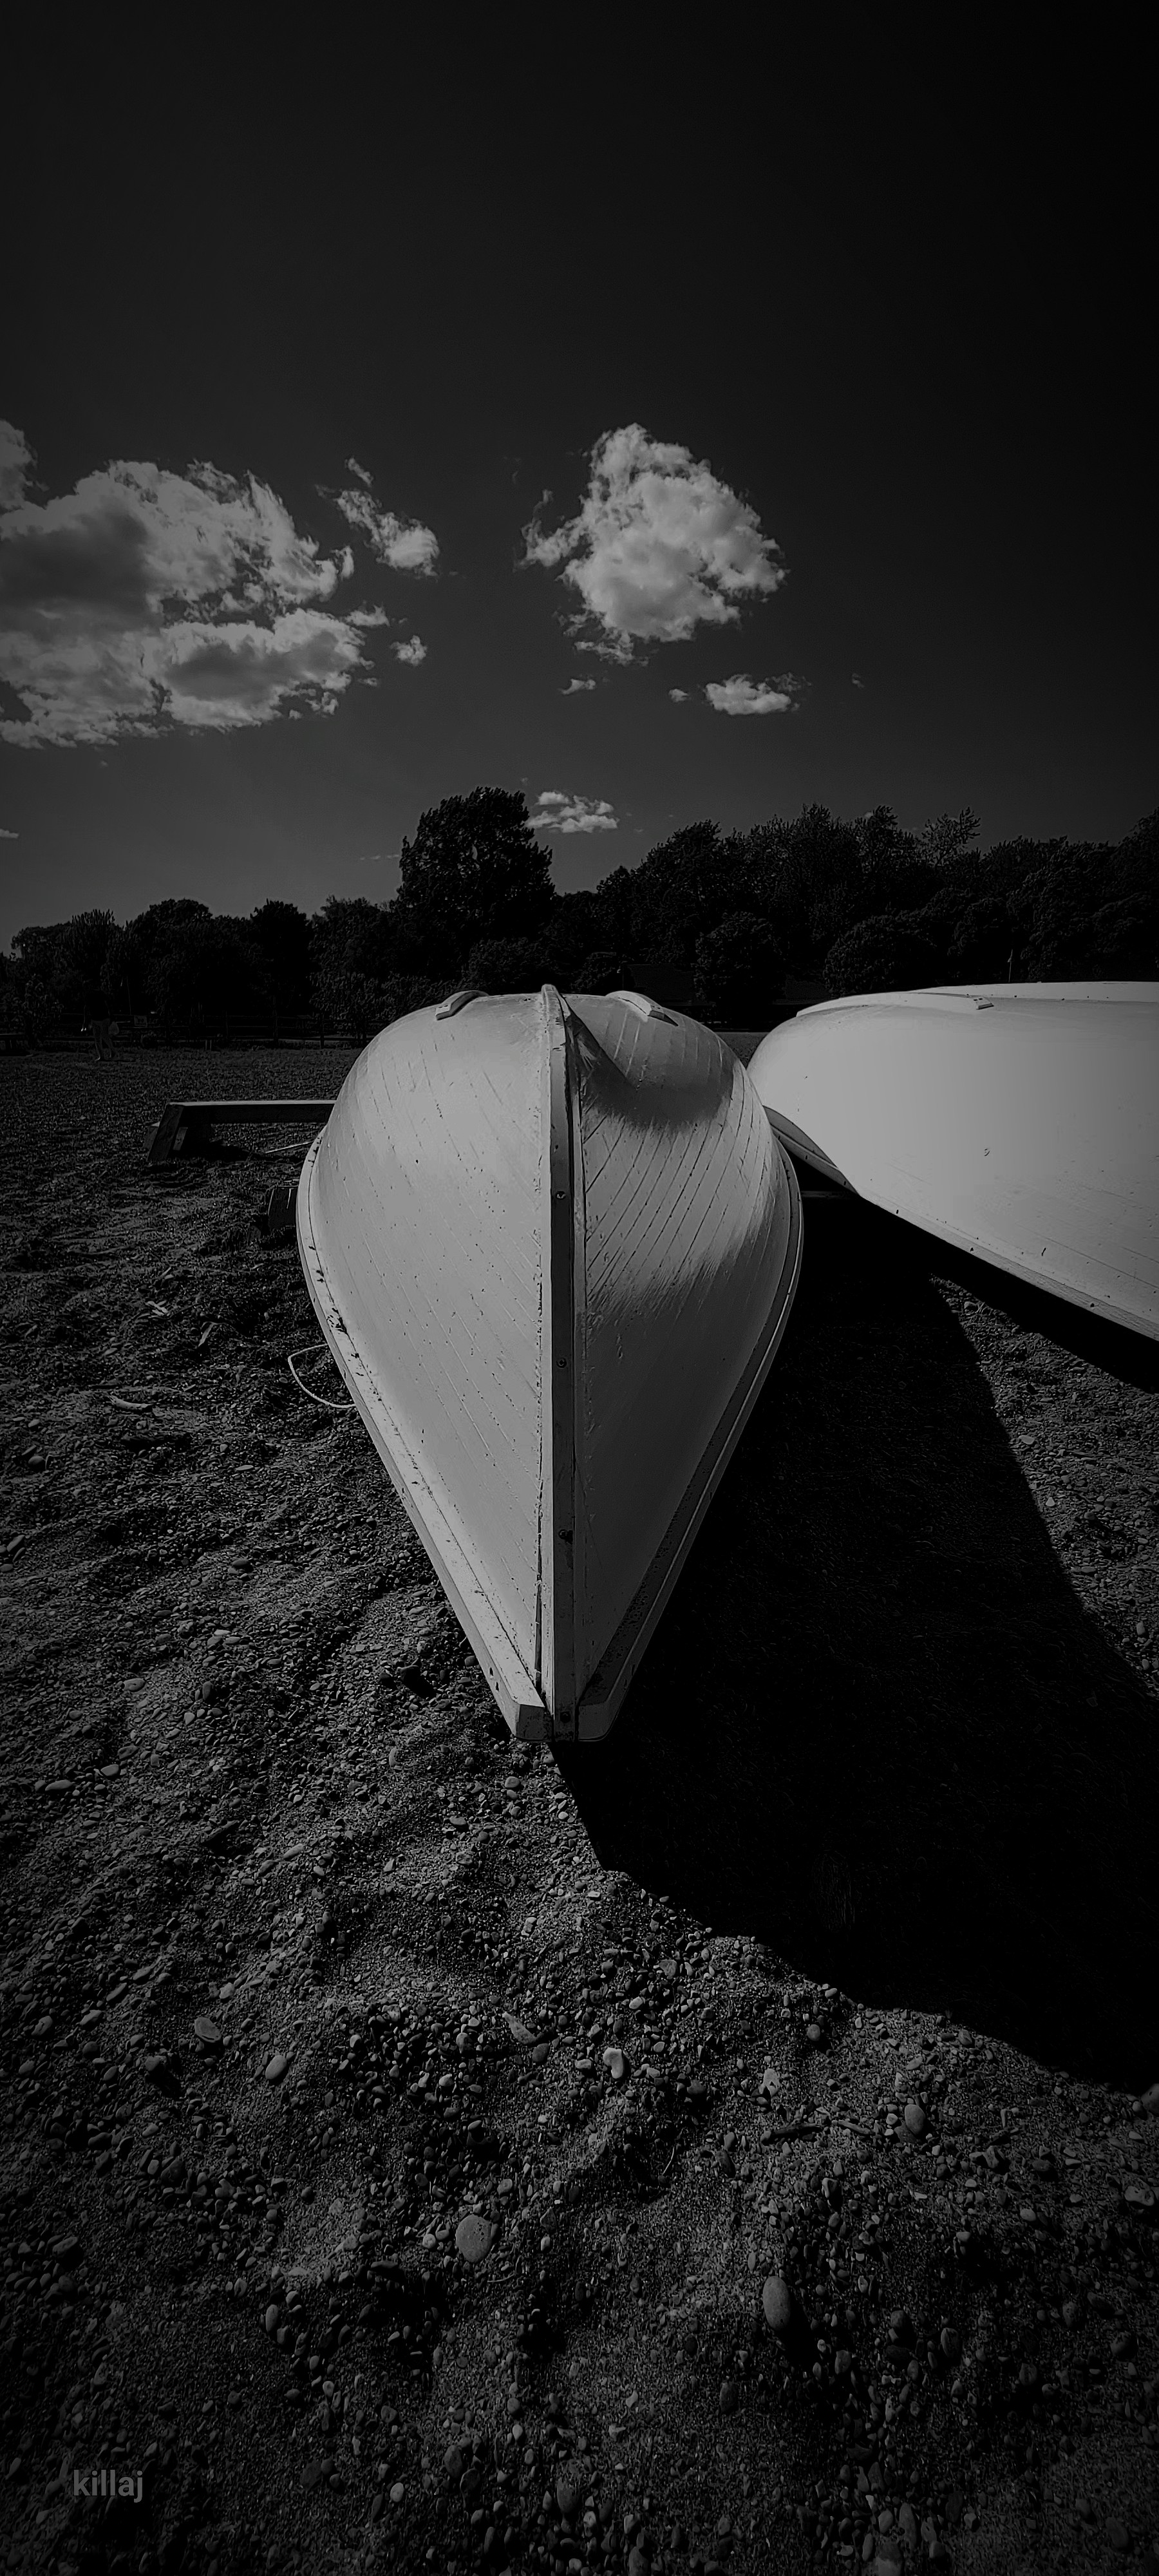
[297,987,802,1741]
[749,982,1159,1338]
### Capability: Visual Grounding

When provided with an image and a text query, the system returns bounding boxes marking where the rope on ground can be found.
[287,1343,356,1412]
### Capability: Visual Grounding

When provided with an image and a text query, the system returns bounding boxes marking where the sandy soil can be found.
[1,1043,1157,2576]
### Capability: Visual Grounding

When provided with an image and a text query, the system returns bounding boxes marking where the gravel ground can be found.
[1,1043,1157,2576]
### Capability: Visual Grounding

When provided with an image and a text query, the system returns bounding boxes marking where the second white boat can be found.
[748,981,1159,1338]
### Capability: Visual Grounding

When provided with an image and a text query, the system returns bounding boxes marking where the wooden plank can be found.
[148,1099,334,1168]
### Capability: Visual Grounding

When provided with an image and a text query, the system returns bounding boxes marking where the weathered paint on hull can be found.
[297,988,802,1740]
[749,983,1159,1338]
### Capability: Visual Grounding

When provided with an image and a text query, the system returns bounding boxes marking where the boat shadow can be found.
[557,1200,1159,2086]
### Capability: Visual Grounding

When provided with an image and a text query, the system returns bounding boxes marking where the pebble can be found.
[264,2052,288,2083]
[455,2215,495,2264]
[1140,2083,1159,2117]
[556,2469,584,2517]
[762,2275,795,2338]
[718,2378,739,2414]
[194,2016,223,2050]
[603,2047,626,2081]
[903,2099,927,2136]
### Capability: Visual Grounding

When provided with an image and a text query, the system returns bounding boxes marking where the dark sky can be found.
[1,34,1154,947]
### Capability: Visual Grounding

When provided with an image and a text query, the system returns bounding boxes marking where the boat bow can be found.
[298,988,801,1739]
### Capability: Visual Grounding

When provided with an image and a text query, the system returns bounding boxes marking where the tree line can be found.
[3,787,1156,1043]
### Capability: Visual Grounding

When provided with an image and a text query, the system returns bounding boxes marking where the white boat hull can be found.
[749,983,1159,1338]
[297,988,802,1739]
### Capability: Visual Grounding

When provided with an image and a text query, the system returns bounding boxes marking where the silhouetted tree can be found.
[823,909,941,998]
[570,949,635,994]
[693,912,786,1024]
[394,788,554,975]
[249,900,314,1021]
[466,935,561,992]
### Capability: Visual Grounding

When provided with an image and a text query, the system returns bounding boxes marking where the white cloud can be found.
[333,478,439,575]
[0,422,33,512]
[345,457,373,488]
[392,634,427,666]
[521,423,784,663]
[561,676,596,694]
[0,825,18,838]
[852,672,865,688]
[704,673,797,717]
[348,605,391,629]
[668,687,690,702]
[530,789,617,835]
[0,429,383,748]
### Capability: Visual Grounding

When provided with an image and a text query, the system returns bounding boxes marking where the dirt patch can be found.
[1,1045,1156,2576]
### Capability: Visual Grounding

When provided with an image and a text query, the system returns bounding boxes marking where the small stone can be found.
[939,2325,961,2362]
[903,2099,927,2137]
[1061,2297,1084,2328]
[1140,2082,1159,2117]
[1106,2522,1130,2553]
[51,2236,80,2268]
[390,2480,405,2505]
[762,2275,795,2339]
[444,2444,465,2479]
[1110,2330,1138,2361]
[264,2052,288,2084]
[264,2304,280,2335]
[33,2016,53,2039]
[144,2052,181,2097]
[455,2215,495,2264]
[603,2047,626,2081]
[888,2309,914,2345]
[805,2022,822,2045]
[556,2469,583,2517]
[718,2378,739,2414]
[194,2016,222,2050]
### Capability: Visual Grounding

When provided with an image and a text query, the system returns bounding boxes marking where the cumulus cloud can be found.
[704,673,798,717]
[521,424,784,663]
[392,634,427,665]
[668,687,690,703]
[530,789,617,835]
[0,825,18,838]
[0,425,390,748]
[332,474,439,575]
[561,676,596,694]
[853,672,865,688]
[347,605,391,629]
[0,422,33,512]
